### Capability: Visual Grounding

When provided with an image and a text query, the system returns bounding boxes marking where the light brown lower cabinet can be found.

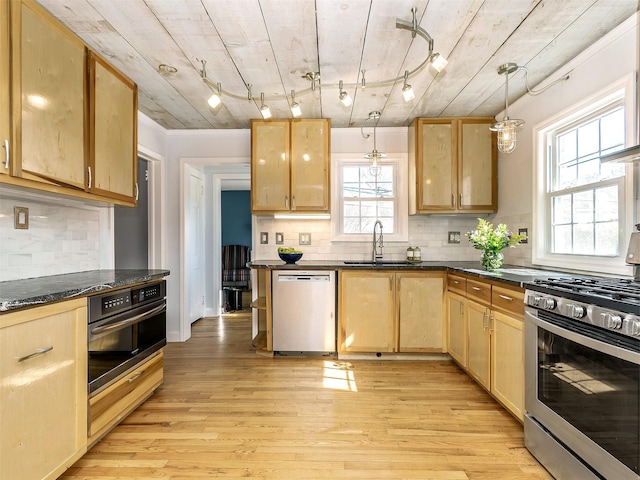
[88,349,164,446]
[338,270,444,353]
[0,298,87,480]
[446,275,525,421]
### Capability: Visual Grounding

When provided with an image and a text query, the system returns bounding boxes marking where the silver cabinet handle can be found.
[489,314,494,333]
[285,195,289,208]
[451,194,455,208]
[2,139,8,169]
[482,311,487,330]
[87,166,92,189]
[292,196,296,209]
[452,280,460,284]
[459,194,463,207]
[471,286,482,291]
[135,182,139,201]
[127,371,143,383]
[498,294,514,301]
[17,346,53,362]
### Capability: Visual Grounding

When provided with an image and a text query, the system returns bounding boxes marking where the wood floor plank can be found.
[60,315,553,479]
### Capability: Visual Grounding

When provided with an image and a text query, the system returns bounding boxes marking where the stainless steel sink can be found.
[343,260,415,266]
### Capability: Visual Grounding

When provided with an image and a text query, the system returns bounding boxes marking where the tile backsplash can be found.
[0,192,110,281]
[253,214,533,266]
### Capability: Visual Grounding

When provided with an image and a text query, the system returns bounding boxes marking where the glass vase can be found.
[481,250,504,271]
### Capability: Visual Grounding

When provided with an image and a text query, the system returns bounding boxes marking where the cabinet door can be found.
[0,299,87,480]
[467,300,491,389]
[491,310,524,421]
[416,119,456,211]
[290,119,329,212]
[89,52,137,204]
[0,1,9,177]
[398,272,444,352]
[339,271,395,352]
[251,119,290,212]
[458,119,496,212]
[11,0,86,189]
[446,291,467,367]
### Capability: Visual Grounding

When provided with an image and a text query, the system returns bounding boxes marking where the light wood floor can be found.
[61,314,554,480]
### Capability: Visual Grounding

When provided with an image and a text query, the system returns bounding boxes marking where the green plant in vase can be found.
[466,218,527,271]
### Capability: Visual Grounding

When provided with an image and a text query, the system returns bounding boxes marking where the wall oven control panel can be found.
[99,290,132,316]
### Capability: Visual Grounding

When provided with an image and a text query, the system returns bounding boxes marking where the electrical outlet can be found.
[519,228,529,244]
[275,232,284,245]
[260,232,269,244]
[448,231,461,244]
[299,232,311,245]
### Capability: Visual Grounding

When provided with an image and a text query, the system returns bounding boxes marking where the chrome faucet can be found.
[372,220,384,262]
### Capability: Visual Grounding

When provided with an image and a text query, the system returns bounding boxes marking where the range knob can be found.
[566,303,586,318]
[527,294,542,307]
[541,297,556,310]
[627,319,640,337]
[601,312,622,329]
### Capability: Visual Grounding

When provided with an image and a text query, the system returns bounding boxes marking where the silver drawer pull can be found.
[452,280,460,284]
[471,286,482,291]
[498,294,514,301]
[128,371,143,383]
[17,346,53,362]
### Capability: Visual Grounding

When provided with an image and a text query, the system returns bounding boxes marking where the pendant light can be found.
[363,111,386,175]
[490,63,524,154]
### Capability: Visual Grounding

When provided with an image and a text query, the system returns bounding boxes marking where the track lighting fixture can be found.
[490,62,569,153]
[259,93,271,119]
[197,8,449,117]
[290,90,301,117]
[401,70,414,102]
[338,80,353,107]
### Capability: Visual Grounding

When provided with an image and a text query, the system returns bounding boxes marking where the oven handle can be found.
[90,302,166,335]
[525,307,640,365]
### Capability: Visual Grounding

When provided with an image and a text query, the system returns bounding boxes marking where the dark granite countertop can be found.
[247,259,568,288]
[0,269,170,312]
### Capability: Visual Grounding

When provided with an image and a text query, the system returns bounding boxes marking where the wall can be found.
[494,13,638,267]
[221,190,251,246]
[0,190,109,281]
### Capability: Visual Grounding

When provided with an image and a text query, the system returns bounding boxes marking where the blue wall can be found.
[221,190,251,247]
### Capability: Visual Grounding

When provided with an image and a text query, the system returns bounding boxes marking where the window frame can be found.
[331,153,408,242]
[532,73,636,275]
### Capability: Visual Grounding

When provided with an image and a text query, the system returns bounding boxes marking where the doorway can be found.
[114,157,148,269]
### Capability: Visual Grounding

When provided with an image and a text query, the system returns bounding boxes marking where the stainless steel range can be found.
[524,276,640,480]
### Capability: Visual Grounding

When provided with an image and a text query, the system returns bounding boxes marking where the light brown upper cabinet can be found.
[88,52,137,204]
[408,117,497,214]
[0,1,10,177]
[251,118,330,214]
[2,0,138,206]
[10,0,87,190]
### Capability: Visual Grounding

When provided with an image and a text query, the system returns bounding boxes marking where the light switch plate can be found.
[275,232,284,245]
[447,231,461,244]
[519,228,528,244]
[14,206,29,229]
[299,232,311,245]
[260,232,269,244]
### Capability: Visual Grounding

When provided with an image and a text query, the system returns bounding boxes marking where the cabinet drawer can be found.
[447,274,467,295]
[491,285,525,317]
[89,350,163,444]
[467,279,491,305]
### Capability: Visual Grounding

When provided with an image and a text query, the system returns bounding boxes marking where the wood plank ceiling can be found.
[36,0,639,130]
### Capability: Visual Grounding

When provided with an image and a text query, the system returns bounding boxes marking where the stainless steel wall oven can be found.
[88,280,166,394]
[524,277,640,480]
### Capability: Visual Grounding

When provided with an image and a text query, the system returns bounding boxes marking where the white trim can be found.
[532,73,637,276]
[137,145,165,270]
[331,152,409,243]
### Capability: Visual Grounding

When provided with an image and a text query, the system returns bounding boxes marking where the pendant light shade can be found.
[490,63,525,154]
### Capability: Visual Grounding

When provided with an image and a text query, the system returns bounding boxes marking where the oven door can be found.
[88,299,166,394]
[525,307,640,480]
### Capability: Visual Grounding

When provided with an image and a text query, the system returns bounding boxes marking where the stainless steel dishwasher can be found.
[271,270,336,355]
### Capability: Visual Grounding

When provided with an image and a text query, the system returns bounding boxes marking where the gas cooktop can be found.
[525,276,640,314]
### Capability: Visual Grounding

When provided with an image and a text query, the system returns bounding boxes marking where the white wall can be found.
[494,13,639,267]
